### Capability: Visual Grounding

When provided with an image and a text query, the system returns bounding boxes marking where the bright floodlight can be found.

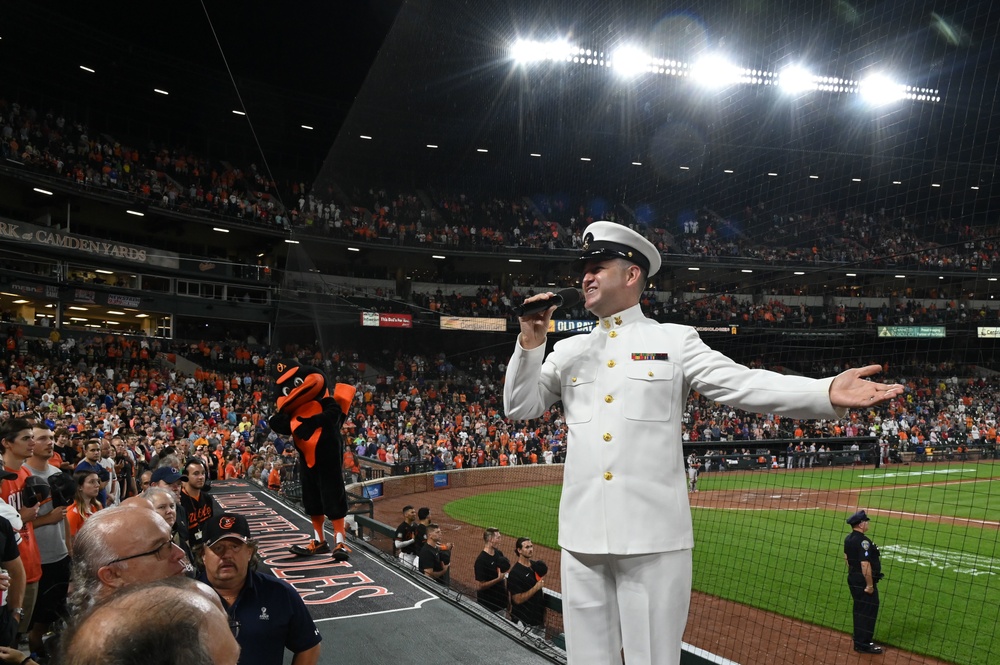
[690,55,743,88]
[511,39,572,64]
[860,74,905,105]
[779,65,816,94]
[611,46,651,77]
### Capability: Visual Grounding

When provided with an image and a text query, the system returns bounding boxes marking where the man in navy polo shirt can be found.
[74,440,109,506]
[200,513,321,665]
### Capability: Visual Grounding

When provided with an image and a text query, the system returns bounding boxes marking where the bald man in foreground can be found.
[59,576,240,665]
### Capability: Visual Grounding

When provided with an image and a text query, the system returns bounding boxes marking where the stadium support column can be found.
[396,266,410,299]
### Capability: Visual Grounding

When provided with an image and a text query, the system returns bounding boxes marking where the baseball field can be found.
[443,461,1000,665]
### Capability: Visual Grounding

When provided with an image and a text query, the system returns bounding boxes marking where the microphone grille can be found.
[557,288,582,309]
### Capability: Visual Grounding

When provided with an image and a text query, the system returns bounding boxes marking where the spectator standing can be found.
[413,507,431,554]
[199,514,321,665]
[418,523,451,585]
[66,473,102,541]
[506,537,546,635]
[98,441,119,507]
[181,458,216,553]
[68,503,190,613]
[57,576,240,665]
[474,527,510,614]
[73,442,108,507]
[0,419,42,640]
[393,505,419,568]
[151,467,191,552]
[24,424,71,657]
[0,479,26,648]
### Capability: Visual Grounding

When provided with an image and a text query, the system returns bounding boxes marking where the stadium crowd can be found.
[5,96,1000,277]
[0,320,998,659]
[5,90,1000,661]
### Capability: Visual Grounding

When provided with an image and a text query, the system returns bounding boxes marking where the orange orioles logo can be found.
[220,516,238,530]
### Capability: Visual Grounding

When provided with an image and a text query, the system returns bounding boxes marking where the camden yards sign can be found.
[360,312,412,328]
[0,218,180,268]
[210,482,433,620]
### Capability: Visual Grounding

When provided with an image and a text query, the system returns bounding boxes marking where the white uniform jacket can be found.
[504,304,843,555]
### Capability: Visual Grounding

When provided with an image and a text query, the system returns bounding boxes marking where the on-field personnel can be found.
[503,220,904,665]
[844,510,884,655]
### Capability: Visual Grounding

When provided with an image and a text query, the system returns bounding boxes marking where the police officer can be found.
[844,510,883,654]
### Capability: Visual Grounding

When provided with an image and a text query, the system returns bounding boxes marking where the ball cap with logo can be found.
[150,467,187,484]
[203,513,252,547]
[573,220,662,277]
[846,510,871,526]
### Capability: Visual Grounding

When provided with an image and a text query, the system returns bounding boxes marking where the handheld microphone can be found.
[513,288,582,317]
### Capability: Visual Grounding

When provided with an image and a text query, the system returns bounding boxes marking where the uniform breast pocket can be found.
[624,362,675,422]
[560,370,596,424]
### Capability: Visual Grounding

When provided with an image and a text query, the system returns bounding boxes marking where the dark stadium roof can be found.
[7,1,1000,213]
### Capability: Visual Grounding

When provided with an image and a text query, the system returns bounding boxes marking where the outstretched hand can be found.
[829,365,905,408]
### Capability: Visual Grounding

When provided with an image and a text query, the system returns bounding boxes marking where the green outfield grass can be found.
[444,462,1000,665]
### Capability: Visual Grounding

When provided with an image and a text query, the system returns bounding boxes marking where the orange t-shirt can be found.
[67,502,102,536]
[1,466,42,583]
[267,468,281,490]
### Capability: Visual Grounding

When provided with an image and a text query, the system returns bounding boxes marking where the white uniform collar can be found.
[597,303,644,330]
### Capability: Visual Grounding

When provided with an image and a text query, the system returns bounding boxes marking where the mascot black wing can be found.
[272,359,356,561]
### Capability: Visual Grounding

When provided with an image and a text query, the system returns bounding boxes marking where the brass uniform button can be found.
[607,360,616,368]
[609,331,618,338]
[604,395,614,403]
[603,432,612,442]
[648,371,654,377]
[604,471,613,481]
[571,377,578,382]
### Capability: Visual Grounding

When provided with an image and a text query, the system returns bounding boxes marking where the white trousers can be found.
[561,548,692,665]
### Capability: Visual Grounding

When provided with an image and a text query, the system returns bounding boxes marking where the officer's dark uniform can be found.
[844,510,883,654]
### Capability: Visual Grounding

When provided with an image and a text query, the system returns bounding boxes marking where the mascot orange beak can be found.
[275,369,327,413]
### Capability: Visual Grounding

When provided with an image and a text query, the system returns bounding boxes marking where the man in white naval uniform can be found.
[503,221,904,665]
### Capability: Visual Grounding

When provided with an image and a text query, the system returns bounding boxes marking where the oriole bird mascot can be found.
[270,359,356,561]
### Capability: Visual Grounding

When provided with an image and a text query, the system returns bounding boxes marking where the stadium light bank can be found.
[509,39,940,105]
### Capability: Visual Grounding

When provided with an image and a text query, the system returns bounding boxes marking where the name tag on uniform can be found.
[632,353,668,361]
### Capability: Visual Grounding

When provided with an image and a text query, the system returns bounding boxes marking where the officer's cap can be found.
[573,221,661,277]
[846,510,871,526]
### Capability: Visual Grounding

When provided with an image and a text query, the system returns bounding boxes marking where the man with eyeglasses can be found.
[67,503,190,612]
[199,513,321,665]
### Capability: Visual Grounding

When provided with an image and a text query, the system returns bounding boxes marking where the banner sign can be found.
[433,473,449,488]
[978,327,1000,339]
[877,326,946,338]
[694,325,739,334]
[548,319,596,333]
[73,289,96,304]
[8,282,59,299]
[360,312,412,328]
[107,293,142,308]
[362,482,383,499]
[439,316,506,332]
[0,218,179,268]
